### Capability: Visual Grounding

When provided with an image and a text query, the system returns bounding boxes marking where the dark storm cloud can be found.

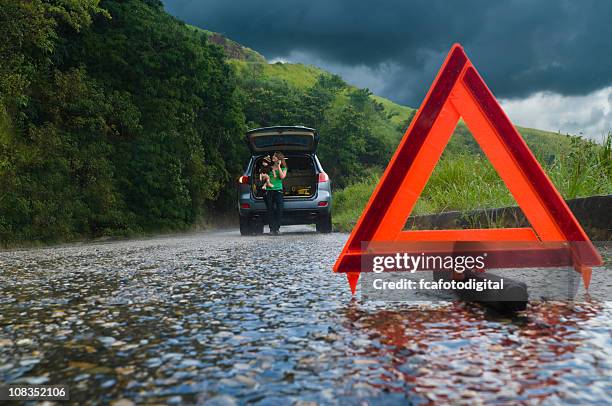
[163,0,612,105]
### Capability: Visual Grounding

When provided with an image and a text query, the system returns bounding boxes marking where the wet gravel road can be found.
[1,227,611,405]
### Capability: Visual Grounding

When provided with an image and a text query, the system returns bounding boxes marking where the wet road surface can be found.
[0,226,611,405]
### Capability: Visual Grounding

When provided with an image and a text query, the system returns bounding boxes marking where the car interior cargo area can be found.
[252,155,317,199]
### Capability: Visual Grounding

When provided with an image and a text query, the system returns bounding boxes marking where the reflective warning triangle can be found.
[333,44,602,294]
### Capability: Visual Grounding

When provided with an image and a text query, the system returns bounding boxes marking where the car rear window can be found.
[252,134,312,149]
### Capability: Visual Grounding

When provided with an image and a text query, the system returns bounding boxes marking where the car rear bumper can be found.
[238,189,331,224]
[241,208,330,225]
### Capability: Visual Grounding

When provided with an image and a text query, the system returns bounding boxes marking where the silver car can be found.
[237,126,332,235]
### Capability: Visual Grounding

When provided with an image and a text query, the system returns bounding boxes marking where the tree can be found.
[319,105,368,188]
[0,0,246,243]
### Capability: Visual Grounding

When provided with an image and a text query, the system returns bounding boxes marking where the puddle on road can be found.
[0,231,610,404]
[343,300,611,404]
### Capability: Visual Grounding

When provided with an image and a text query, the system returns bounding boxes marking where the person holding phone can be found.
[265,151,287,235]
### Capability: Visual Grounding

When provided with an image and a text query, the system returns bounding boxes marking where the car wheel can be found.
[316,213,333,233]
[252,221,264,235]
[239,216,252,236]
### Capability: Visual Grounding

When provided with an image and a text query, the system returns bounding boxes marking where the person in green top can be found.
[262,151,287,235]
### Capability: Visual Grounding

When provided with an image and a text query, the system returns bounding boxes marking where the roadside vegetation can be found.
[0,0,246,245]
[332,132,612,231]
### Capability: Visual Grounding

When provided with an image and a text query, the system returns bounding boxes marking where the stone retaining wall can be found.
[405,195,612,240]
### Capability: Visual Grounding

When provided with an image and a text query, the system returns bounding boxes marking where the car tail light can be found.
[318,201,328,207]
[240,203,250,209]
[318,172,329,183]
[238,175,250,184]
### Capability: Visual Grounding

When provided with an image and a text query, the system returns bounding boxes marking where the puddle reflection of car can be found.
[237,126,332,235]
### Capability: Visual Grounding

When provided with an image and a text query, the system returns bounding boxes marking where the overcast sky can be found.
[163,0,612,140]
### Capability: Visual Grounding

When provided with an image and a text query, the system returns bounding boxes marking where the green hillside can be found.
[371,95,415,127]
[249,62,323,88]
[231,59,412,131]
[221,38,582,165]
[201,29,415,133]
[208,31,577,154]
[233,59,576,157]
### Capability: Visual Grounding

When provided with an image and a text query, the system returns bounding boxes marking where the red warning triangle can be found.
[333,44,602,294]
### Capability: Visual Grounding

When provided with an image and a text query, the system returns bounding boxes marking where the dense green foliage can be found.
[0,0,246,244]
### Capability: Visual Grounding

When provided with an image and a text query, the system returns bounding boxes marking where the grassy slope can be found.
[231,58,412,129]
[229,58,406,156]
[230,58,572,154]
[185,25,582,155]
[371,95,415,127]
